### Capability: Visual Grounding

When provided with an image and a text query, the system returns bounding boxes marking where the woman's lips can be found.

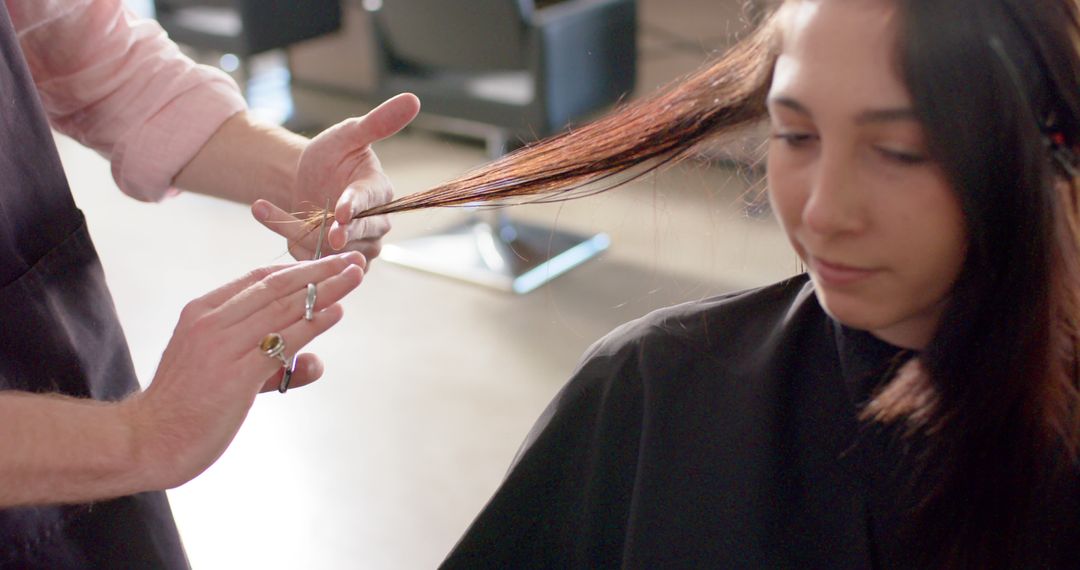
[810,256,879,286]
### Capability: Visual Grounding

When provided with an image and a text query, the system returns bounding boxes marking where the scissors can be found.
[305,198,331,320]
[280,199,331,394]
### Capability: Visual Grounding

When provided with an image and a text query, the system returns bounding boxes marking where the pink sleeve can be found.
[7,0,248,202]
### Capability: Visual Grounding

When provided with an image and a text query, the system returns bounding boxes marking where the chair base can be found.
[381,212,610,294]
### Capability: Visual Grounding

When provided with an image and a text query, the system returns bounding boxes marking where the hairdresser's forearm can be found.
[0,392,150,508]
[173,111,306,206]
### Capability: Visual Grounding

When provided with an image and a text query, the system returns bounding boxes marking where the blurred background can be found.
[61,0,792,567]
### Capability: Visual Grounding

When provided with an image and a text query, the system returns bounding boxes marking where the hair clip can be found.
[1045,130,1080,179]
[989,36,1080,179]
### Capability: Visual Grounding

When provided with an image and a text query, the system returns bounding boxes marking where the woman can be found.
[367,0,1079,567]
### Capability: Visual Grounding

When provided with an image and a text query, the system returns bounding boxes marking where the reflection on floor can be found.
[67,1,795,568]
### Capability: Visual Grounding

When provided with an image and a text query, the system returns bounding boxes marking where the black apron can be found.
[0,4,188,568]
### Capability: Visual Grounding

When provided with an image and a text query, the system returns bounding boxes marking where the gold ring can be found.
[259,332,288,366]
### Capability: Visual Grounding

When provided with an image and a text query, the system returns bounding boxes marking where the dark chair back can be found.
[373,0,534,71]
[366,0,635,151]
[154,0,342,56]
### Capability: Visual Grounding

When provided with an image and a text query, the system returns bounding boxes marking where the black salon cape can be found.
[441,275,1079,569]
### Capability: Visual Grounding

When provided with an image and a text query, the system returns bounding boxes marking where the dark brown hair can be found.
[861,0,1080,567]
[341,1,1080,566]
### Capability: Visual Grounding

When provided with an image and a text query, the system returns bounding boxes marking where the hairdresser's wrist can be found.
[116,391,212,493]
[174,111,307,207]
[114,395,170,493]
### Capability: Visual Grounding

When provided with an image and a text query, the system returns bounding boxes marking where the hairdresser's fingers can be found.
[252,199,325,261]
[329,175,394,251]
[330,207,392,255]
[224,261,364,343]
[334,174,392,226]
[335,237,383,263]
[209,253,365,332]
[258,353,324,393]
[349,214,392,250]
[194,262,296,311]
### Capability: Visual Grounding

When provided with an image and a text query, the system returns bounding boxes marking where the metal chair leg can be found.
[380,209,610,294]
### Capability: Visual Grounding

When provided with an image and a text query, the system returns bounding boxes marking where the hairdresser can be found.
[0,1,417,566]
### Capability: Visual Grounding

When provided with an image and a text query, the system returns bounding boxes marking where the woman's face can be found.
[766,0,968,350]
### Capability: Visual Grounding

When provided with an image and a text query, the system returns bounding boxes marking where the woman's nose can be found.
[802,148,868,236]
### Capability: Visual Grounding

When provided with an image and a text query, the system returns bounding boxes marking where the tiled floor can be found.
[65,1,793,568]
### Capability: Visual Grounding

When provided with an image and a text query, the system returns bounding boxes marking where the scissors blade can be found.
[313,198,330,261]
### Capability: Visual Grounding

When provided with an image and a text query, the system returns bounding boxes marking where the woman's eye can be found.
[875,146,928,165]
[771,132,818,147]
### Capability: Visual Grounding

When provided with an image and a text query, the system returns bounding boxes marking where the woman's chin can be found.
[813,288,888,332]
[818,295,937,349]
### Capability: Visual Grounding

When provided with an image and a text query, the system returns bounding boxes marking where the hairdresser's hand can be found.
[119,252,366,489]
[252,93,421,262]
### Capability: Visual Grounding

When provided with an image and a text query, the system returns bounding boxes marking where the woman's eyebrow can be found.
[855,108,918,124]
[767,95,918,125]
[766,95,812,117]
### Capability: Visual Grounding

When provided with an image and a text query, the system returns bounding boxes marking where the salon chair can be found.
[369,0,636,156]
[153,0,342,124]
[367,0,637,293]
[154,0,341,56]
